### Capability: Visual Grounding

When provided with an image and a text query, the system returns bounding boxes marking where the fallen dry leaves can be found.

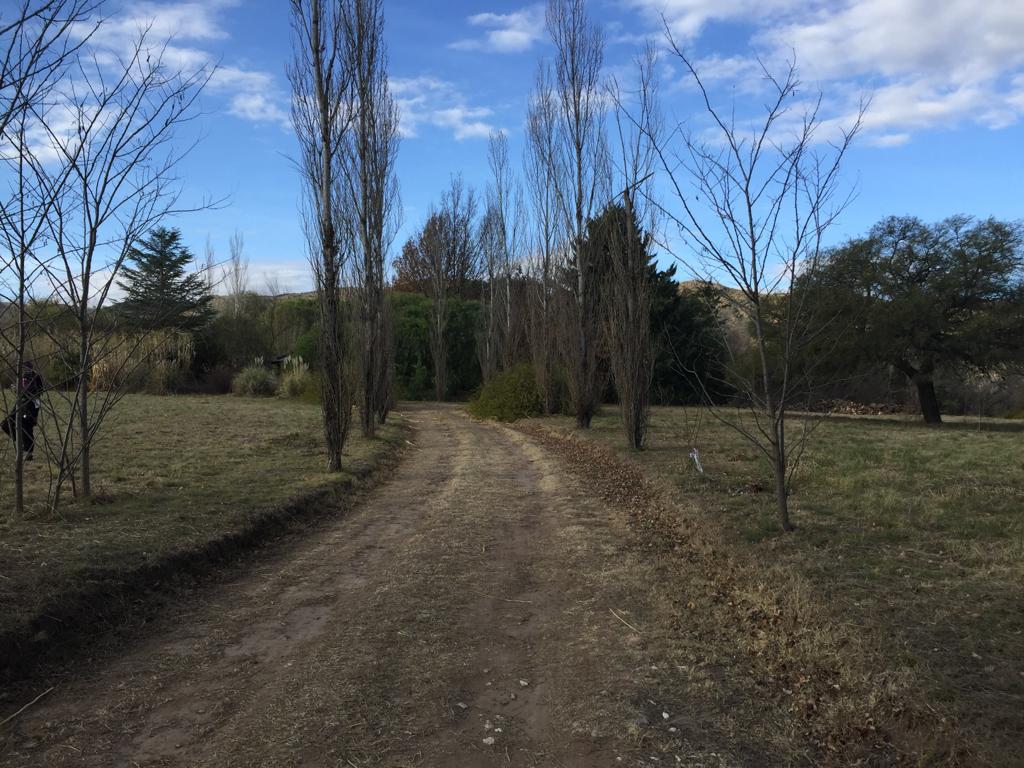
[516,422,969,766]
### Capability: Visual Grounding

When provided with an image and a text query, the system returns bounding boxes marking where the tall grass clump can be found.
[277,355,316,400]
[469,363,543,422]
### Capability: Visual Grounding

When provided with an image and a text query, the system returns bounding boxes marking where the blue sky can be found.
[88,0,1024,292]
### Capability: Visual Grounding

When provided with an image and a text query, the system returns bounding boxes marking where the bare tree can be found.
[485,131,525,372]
[289,0,356,471]
[0,0,96,137]
[0,108,62,518]
[524,62,561,413]
[341,0,400,437]
[601,196,654,450]
[603,45,660,450]
[226,229,248,318]
[477,202,502,383]
[203,234,216,292]
[409,176,478,402]
[419,213,448,401]
[545,0,608,428]
[652,45,863,530]
[0,0,97,518]
[35,27,213,504]
[437,177,477,400]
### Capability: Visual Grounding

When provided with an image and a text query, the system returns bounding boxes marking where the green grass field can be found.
[526,406,1024,763]
[0,394,403,670]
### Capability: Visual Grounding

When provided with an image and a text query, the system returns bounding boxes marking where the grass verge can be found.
[519,407,1024,766]
[0,394,407,684]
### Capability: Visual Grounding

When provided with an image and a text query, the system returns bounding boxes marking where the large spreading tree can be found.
[817,215,1024,424]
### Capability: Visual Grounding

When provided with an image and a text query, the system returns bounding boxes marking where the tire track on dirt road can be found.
[2,405,751,767]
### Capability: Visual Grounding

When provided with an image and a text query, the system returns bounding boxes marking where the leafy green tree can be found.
[389,292,433,400]
[818,215,1024,423]
[117,227,214,332]
[388,292,482,401]
[446,297,482,397]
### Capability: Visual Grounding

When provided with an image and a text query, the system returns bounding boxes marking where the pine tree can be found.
[117,227,214,331]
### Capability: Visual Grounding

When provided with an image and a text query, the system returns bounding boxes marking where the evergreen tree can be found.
[117,227,214,332]
[648,265,725,405]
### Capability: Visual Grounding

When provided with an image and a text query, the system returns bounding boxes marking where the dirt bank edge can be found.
[0,418,411,690]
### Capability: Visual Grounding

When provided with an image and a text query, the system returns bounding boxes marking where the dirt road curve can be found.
[2,406,736,768]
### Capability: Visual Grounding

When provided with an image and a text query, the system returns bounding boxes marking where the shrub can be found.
[199,364,234,395]
[468,364,543,422]
[43,353,80,390]
[295,330,320,369]
[144,362,188,395]
[232,363,276,397]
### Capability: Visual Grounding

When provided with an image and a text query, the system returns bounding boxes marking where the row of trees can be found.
[390,0,1023,531]
[7,0,1020,533]
[394,1,654,447]
[289,0,399,471]
[392,191,722,408]
[275,0,1019,537]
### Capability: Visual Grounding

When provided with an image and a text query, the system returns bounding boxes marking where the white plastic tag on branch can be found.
[690,448,704,475]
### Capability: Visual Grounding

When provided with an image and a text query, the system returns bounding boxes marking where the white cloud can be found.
[868,132,912,148]
[209,66,274,93]
[83,0,234,49]
[449,5,545,53]
[228,93,289,125]
[77,0,288,127]
[632,0,1024,142]
[757,1,1024,83]
[1009,75,1024,112]
[627,0,803,39]
[390,76,498,140]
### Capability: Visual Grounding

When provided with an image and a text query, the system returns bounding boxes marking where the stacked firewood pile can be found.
[814,399,905,416]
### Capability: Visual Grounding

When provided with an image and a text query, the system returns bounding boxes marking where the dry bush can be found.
[232,364,277,397]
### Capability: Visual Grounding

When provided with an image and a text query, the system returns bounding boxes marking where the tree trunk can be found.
[542,299,556,415]
[320,280,346,472]
[361,307,376,438]
[432,305,446,402]
[79,372,91,497]
[78,308,92,497]
[629,402,644,451]
[772,408,793,532]
[916,378,943,425]
[773,454,792,531]
[13,256,27,521]
[13,398,23,521]
[575,405,591,429]
[896,359,943,425]
[433,337,446,402]
[575,240,591,430]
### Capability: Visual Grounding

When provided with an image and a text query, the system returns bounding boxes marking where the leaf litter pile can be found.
[515,422,970,766]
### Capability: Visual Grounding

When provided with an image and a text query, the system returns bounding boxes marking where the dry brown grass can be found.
[518,408,1024,766]
[0,394,404,681]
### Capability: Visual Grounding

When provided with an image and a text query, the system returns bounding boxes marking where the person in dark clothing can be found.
[2,361,45,461]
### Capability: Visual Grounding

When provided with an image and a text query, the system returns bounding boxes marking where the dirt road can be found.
[2,406,745,767]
